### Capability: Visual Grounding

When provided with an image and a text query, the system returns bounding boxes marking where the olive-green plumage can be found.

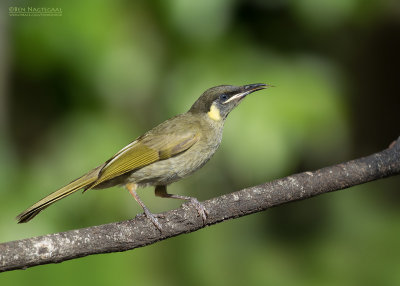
[17,83,269,228]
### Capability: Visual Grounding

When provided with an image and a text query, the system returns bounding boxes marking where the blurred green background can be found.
[1,0,400,284]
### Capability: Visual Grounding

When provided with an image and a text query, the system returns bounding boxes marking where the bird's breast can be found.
[128,118,224,187]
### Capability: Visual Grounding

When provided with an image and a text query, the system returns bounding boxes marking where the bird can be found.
[16,83,270,229]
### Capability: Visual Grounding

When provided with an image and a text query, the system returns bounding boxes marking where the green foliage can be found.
[1,0,399,285]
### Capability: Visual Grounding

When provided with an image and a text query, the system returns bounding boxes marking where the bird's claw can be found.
[187,198,208,223]
[136,209,163,231]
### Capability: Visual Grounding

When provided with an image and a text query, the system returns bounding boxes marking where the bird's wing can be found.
[90,129,200,187]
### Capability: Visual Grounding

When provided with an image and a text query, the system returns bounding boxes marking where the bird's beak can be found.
[223,83,271,104]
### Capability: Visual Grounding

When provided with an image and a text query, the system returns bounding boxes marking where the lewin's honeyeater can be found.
[17,83,270,229]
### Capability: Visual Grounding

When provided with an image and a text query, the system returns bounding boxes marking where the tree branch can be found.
[1,137,399,273]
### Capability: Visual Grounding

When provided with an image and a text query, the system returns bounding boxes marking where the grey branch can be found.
[1,137,400,273]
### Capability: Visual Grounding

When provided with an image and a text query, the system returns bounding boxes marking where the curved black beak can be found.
[223,83,271,104]
[242,83,271,92]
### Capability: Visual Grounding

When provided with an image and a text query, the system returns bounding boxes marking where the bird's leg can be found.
[155,185,208,223]
[126,183,162,231]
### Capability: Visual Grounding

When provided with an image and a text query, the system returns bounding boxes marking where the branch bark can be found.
[1,137,399,273]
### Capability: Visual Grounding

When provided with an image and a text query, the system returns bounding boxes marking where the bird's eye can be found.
[220,94,228,102]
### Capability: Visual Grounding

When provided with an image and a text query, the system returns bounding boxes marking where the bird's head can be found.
[189,83,270,121]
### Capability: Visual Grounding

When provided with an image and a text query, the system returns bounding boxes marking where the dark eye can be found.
[220,94,228,101]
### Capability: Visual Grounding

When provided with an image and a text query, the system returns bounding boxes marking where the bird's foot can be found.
[186,198,208,223]
[154,186,208,224]
[128,183,163,231]
[136,208,163,231]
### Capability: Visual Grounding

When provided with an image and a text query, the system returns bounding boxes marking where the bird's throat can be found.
[207,104,222,121]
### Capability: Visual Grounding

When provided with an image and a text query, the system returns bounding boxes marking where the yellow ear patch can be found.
[207,104,222,121]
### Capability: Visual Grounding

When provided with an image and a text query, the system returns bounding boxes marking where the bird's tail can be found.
[16,166,102,223]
